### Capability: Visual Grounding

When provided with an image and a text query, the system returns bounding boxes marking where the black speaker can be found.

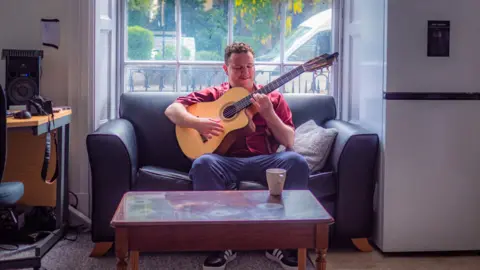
[1,49,43,108]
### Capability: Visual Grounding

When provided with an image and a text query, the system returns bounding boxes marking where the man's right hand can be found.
[192,118,224,139]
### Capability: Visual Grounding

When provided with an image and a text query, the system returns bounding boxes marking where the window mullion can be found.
[279,1,287,92]
[118,0,126,97]
[228,0,233,45]
[175,0,181,91]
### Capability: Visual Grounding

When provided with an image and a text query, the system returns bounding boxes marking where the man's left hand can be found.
[251,93,274,118]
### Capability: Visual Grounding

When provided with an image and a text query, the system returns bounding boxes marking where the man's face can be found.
[223,52,255,91]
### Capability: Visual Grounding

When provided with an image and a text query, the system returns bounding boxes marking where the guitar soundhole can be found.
[222,105,237,119]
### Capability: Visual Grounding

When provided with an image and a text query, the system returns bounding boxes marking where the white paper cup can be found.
[266,168,286,196]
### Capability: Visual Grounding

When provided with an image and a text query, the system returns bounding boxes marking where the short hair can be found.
[224,42,255,65]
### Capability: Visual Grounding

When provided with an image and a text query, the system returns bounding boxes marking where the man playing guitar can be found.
[165,42,309,270]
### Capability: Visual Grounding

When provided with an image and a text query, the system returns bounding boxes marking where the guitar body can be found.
[174,52,339,160]
[175,87,254,160]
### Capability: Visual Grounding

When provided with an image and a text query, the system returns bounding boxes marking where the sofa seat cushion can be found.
[239,171,336,200]
[238,181,267,190]
[134,166,336,201]
[134,166,192,191]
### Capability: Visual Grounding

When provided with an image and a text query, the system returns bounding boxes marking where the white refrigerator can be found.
[350,0,480,252]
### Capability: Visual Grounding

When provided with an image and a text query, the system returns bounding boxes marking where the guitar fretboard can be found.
[233,65,305,112]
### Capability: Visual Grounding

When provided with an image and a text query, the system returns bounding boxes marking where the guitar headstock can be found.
[302,52,339,72]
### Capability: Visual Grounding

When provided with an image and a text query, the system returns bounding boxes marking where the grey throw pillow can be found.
[278,120,338,172]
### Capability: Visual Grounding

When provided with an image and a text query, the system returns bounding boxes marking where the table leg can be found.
[62,124,70,222]
[115,228,129,270]
[130,251,139,270]
[315,224,329,270]
[315,248,327,270]
[56,126,67,229]
[298,248,307,270]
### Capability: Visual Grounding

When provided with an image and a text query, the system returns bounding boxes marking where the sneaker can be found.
[265,249,298,270]
[203,250,237,270]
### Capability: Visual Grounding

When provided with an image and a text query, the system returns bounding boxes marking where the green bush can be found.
[154,45,191,60]
[128,26,154,60]
[196,50,223,61]
[155,45,175,60]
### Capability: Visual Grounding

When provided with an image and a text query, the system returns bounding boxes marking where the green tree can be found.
[234,0,278,45]
[183,2,228,53]
[128,0,152,11]
[234,0,332,46]
[127,0,156,28]
[127,0,332,60]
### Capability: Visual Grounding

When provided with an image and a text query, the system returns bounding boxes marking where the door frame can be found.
[66,0,95,216]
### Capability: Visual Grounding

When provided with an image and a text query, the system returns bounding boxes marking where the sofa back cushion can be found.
[283,93,336,127]
[119,91,337,173]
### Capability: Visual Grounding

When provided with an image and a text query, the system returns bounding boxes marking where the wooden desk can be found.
[3,109,70,217]
[1,109,71,270]
[7,109,71,129]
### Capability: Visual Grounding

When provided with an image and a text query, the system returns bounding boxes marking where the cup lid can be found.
[266,168,286,173]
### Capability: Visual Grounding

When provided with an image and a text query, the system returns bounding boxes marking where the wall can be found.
[0,0,69,104]
[0,0,90,215]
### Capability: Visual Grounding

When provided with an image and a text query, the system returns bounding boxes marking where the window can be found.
[122,0,335,95]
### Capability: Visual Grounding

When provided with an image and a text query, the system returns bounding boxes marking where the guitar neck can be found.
[234,65,305,110]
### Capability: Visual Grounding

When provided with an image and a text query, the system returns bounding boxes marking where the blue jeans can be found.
[189,151,309,191]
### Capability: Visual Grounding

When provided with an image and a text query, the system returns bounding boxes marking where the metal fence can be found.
[126,66,330,95]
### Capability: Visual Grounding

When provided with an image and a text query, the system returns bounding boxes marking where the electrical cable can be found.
[0,190,83,254]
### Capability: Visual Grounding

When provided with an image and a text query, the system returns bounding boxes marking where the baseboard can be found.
[69,205,91,227]
[68,192,91,228]
[69,192,90,218]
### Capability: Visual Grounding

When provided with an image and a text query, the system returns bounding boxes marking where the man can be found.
[165,42,309,270]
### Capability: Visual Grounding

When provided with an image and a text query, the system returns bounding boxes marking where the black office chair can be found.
[0,84,24,208]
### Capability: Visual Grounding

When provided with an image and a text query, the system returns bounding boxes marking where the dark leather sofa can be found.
[87,92,379,251]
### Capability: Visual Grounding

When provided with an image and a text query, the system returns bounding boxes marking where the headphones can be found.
[10,95,51,120]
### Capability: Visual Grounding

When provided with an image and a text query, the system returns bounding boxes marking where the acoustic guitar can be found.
[176,52,339,160]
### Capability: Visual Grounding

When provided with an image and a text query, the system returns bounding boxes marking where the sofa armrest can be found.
[86,118,138,242]
[324,120,379,240]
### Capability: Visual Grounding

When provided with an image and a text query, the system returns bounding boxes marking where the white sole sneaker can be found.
[265,251,298,270]
[202,252,237,270]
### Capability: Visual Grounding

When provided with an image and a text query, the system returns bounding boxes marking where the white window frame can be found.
[117,0,343,111]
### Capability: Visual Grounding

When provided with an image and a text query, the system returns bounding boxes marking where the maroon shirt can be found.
[175,82,294,157]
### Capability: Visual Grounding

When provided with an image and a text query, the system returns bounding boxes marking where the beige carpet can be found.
[1,232,479,269]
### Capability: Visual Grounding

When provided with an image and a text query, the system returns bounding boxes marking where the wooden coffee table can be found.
[111,190,334,270]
